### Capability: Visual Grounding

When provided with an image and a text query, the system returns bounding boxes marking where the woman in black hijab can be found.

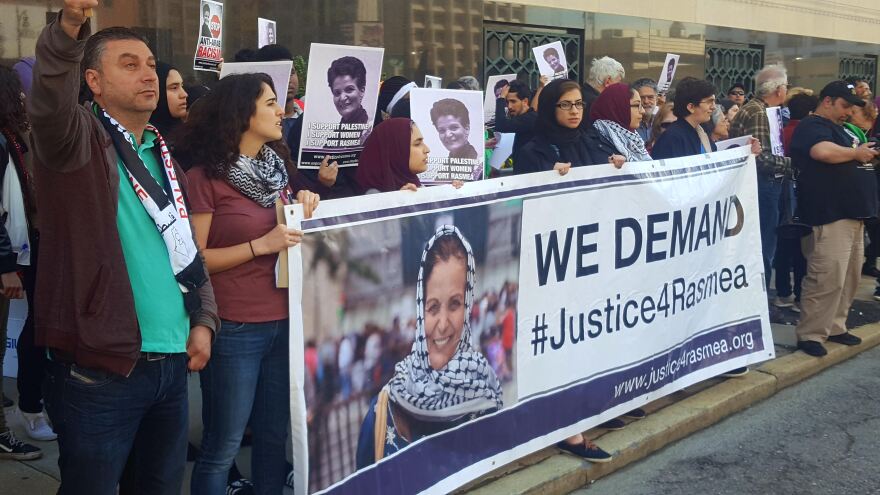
[151,62,188,142]
[513,79,622,175]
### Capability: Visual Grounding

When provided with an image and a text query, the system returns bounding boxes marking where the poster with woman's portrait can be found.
[257,17,277,48]
[295,202,521,493]
[484,73,517,125]
[657,53,680,94]
[297,44,384,168]
[410,88,485,184]
[192,0,223,72]
[532,41,567,80]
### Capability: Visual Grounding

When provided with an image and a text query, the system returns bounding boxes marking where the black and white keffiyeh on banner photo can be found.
[387,225,503,422]
[227,145,289,208]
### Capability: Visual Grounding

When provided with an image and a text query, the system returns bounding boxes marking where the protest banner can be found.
[193,0,223,72]
[410,87,485,184]
[483,73,517,125]
[219,60,293,115]
[715,134,752,151]
[533,41,567,80]
[297,43,384,169]
[766,106,785,158]
[258,17,277,48]
[424,75,442,89]
[286,146,774,495]
[657,53,681,93]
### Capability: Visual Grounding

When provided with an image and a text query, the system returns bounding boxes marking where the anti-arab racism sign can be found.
[297,44,384,169]
[193,0,223,72]
[285,146,774,495]
[410,88,485,184]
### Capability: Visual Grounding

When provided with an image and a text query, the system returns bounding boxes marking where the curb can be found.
[462,323,880,495]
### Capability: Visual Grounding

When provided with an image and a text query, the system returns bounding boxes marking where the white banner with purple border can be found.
[286,146,774,495]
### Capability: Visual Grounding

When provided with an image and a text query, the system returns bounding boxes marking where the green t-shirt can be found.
[116,129,189,353]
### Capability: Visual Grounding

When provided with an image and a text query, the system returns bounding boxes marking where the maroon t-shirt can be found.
[186,166,289,323]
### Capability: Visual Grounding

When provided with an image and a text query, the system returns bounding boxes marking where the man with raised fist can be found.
[28,2,218,493]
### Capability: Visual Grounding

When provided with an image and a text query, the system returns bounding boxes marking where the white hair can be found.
[754,64,788,98]
[588,57,625,87]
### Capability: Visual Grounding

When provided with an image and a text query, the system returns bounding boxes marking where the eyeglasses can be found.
[729,91,745,96]
[630,103,643,109]
[556,100,584,111]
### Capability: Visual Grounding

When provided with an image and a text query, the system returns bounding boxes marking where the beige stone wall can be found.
[506,0,880,45]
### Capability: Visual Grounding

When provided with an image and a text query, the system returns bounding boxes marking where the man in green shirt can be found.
[28,2,219,493]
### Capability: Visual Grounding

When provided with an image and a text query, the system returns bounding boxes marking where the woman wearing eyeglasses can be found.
[584,83,653,166]
[651,77,720,159]
[513,79,624,176]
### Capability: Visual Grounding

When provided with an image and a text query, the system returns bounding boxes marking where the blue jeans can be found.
[191,319,290,495]
[51,353,189,495]
[758,177,783,288]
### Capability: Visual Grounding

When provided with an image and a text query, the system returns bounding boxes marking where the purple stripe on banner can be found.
[303,155,748,231]
[322,318,763,494]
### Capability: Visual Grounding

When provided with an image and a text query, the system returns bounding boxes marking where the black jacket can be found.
[651,118,717,159]
[513,129,614,175]
[494,98,537,156]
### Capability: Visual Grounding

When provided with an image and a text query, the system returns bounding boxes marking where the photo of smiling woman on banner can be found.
[355,225,503,467]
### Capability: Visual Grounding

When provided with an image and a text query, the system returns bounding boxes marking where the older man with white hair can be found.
[582,56,625,126]
[729,64,792,296]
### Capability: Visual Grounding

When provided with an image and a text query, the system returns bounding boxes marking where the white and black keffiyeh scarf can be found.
[227,145,289,207]
[95,105,206,303]
[593,119,652,162]
[387,225,503,422]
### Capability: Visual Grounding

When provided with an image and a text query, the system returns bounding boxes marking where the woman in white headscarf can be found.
[355,225,502,468]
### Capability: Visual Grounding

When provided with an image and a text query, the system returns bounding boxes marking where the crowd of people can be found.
[0,1,879,494]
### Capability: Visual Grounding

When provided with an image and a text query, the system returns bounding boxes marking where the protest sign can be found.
[219,60,293,115]
[2,300,28,378]
[715,134,752,151]
[533,41,568,80]
[193,0,223,72]
[766,106,785,158]
[297,44,384,169]
[489,132,514,170]
[483,73,517,125]
[424,75,442,89]
[258,17,277,48]
[410,88,485,184]
[657,53,680,93]
[286,146,774,495]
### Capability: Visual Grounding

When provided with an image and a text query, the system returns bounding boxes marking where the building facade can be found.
[1,1,878,96]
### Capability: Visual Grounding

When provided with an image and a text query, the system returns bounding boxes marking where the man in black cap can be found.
[727,82,746,106]
[791,80,880,357]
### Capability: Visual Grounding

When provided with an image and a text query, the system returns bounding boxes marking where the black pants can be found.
[16,236,47,414]
[774,235,807,300]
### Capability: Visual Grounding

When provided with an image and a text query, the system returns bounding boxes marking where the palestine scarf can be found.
[592,119,652,162]
[227,145,289,208]
[95,105,207,307]
[590,82,652,162]
[387,225,503,422]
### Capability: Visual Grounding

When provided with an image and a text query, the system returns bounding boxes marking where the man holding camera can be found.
[791,81,880,357]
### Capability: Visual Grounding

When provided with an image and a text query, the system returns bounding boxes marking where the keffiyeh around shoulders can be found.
[226,145,289,207]
[593,119,652,162]
[387,225,503,422]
